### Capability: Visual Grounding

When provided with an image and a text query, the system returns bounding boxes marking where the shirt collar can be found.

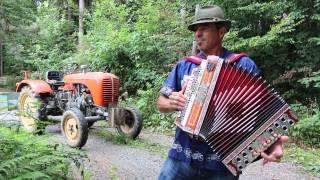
[197,48,230,59]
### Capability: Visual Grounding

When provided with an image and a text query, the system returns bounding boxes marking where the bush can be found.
[0,76,22,91]
[290,104,320,147]
[125,75,175,133]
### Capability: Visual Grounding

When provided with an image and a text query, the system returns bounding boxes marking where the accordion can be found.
[176,55,298,176]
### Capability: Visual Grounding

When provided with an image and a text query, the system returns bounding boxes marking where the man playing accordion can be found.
[157,5,289,180]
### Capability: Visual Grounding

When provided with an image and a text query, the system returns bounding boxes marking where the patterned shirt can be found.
[160,49,260,170]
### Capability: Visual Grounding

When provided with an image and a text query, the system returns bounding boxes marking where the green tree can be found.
[0,0,37,76]
[27,1,77,74]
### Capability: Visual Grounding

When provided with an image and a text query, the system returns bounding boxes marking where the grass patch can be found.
[95,130,168,158]
[284,143,320,177]
[7,104,17,111]
[108,165,119,180]
[81,165,93,180]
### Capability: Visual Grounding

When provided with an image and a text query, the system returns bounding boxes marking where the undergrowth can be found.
[123,77,177,134]
[0,124,86,180]
[284,144,320,177]
[286,103,320,177]
[290,104,320,147]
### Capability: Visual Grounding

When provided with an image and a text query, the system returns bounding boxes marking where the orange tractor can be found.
[16,66,143,148]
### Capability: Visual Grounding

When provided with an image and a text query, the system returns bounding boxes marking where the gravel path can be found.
[0,109,319,180]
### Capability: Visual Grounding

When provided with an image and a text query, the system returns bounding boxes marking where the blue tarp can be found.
[0,92,19,111]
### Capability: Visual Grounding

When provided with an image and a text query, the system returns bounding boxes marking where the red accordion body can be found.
[176,56,298,176]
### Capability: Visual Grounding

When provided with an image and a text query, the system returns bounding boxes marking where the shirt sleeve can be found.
[160,62,181,97]
[237,57,261,76]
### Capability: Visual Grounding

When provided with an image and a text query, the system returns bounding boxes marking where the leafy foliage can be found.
[125,75,175,132]
[0,125,85,179]
[290,104,320,147]
[27,1,77,74]
[0,0,37,76]
[299,70,320,88]
[82,0,191,93]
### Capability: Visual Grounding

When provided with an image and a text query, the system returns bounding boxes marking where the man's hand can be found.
[168,90,186,111]
[157,83,187,113]
[261,135,289,165]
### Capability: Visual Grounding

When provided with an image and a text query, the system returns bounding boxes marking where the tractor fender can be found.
[16,79,53,94]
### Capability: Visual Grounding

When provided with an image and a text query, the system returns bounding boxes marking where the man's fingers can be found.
[261,152,276,161]
[261,152,273,166]
[260,152,270,160]
[280,135,289,143]
[180,80,188,94]
[169,94,185,111]
[170,92,186,103]
[262,159,268,166]
[261,150,282,164]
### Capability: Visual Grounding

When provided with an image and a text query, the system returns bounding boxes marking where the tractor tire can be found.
[61,108,88,148]
[116,107,143,139]
[18,86,47,133]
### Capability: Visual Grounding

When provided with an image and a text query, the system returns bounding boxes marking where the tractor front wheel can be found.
[61,108,88,148]
[115,107,143,139]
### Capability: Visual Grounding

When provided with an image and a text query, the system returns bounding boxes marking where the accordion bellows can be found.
[176,55,298,176]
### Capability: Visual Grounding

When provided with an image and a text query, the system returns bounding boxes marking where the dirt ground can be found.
[0,109,319,180]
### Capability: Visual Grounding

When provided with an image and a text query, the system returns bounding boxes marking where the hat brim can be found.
[188,19,231,32]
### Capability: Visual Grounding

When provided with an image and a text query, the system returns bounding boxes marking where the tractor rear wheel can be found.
[18,86,46,133]
[61,108,88,148]
[116,107,143,139]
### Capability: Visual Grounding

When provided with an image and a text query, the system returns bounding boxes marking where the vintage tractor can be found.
[16,66,143,148]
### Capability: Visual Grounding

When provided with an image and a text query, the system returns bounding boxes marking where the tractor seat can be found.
[45,71,64,86]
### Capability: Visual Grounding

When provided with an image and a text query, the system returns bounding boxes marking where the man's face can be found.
[194,23,225,54]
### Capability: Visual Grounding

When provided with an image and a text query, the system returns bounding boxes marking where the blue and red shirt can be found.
[160,49,260,171]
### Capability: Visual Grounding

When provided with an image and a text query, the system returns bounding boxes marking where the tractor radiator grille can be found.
[102,78,119,104]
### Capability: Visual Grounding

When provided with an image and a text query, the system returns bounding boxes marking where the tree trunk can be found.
[0,42,3,77]
[191,5,200,55]
[67,0,72,22]
[78,0,85,50]
[0,1,3,76]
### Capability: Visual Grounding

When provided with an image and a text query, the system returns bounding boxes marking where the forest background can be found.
[0,0,320,177]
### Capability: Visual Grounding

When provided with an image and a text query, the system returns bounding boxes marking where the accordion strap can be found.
[225,53,248,63]
[183,55,206,65]
[184,53,248,65]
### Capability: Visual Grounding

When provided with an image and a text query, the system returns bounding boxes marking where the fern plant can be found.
[0,124,86,180]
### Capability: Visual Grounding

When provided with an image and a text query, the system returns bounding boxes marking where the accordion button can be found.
[267,139,271,144]
[263,143,267,147]
[273,133,278,137]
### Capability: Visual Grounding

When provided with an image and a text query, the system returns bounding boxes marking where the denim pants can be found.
[158,158,239,180]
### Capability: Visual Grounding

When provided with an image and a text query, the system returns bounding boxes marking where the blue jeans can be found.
[158,158,239,180]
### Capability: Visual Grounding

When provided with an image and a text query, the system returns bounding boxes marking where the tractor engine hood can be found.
[64,72,119,82]
[64,72,120,106]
